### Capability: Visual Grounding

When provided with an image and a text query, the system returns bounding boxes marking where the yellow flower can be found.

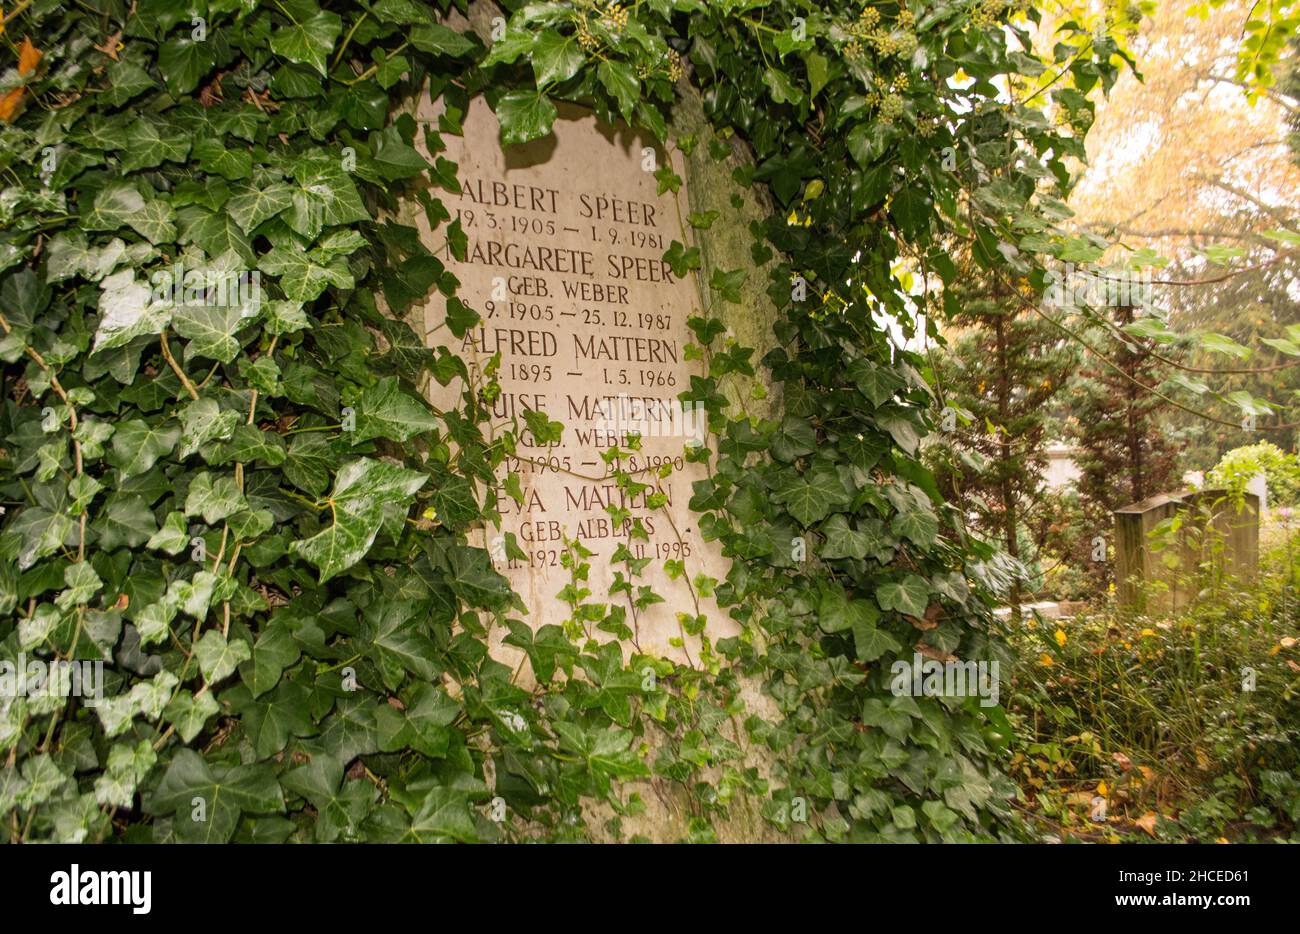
[1054,629,1067,647]
[1097,780,1108,797]
[1139,628,1157,638]
[1038,653,1054,667]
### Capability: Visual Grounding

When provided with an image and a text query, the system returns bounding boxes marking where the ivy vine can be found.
[0,0,1123,842]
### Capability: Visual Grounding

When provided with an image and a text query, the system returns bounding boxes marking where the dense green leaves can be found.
[291,459,427,582]
[0,0,1090,844]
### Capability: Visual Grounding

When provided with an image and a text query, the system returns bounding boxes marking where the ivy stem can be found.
[332,11,369,70]
[160,330,200,401]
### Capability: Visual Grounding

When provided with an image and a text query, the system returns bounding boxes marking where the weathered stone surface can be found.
[413,94,734,665]
[397,5,790,840]
[1114,489,1260,611]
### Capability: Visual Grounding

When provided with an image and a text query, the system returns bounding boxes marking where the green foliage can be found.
[0,0,1124,843]
[1209,441,1300,506]
[1009,523,1300,841]
[927,261,1077,594]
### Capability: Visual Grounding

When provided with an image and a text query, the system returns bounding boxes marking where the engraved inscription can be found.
[415,97,732,659]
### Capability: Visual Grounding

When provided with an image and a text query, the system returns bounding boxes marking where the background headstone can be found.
[1113,488,1260,611]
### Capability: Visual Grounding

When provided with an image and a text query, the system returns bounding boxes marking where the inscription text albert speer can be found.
[415,97,733,659]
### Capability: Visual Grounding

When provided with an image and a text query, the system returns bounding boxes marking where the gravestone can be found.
[396,9,786,839]
[1113,488,1260,612]
[410,95,740,665]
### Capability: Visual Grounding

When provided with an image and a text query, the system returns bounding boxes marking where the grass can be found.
[1003,512,1300,842]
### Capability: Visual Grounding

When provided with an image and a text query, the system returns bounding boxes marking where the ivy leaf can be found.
[93,271,170,353]
[769,415,816,462]
[820,514,870,560]
[10,507,74,570]
[291,458,427,582]
[55,561,102,610]
[409,23,477,58]
[1196,332,1252,360]
[195,630,252,684]
[224,681,313,758]
[375,683,460,757]
[402,787,478,843]
[46,233,128,283]
[184,471,246,525]
[85,183,175,243]
[239,621,301,699]
[877,575,931,617]
[495,89,557,146]
[848,358,905,407]
[286,154,370,235]
[370,125,430,180]
[173,303,257,364]
[120,117,191,171]
[179,208,255,265]
[226,182,295,234]
[149,749,283,843]
[531,30,585,87]
[283,434,336,497]
[95,493,158,550]
[147,511,190,555]
[193,138,253,181]
[773,466,845,526]
[270,10,343,76]
[353,376,439,442]
[259,246,353,302]
[108,418,180,478]
[891,506,938,549]
[440,543,513,610]
[279,756,373,842]
[361,599,440,691]
[852,607,900,663]
[763,68,803,106]
[598,60,638,122]
[157,37,215,96]
[163,690,220,745]
[482,29,533,66]
[101,59,155,106]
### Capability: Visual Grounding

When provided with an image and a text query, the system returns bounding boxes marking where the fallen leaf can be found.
[0,88,24,122]
[1112,751,1132,771]
[17,36,41,75]
[94,30,123,61]
[916,642,956,663]
[1134,812,1158,837]
[907,603,942,631]
[1097,780,1108,797]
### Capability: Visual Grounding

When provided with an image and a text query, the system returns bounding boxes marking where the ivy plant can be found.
[0,0,1123,843]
